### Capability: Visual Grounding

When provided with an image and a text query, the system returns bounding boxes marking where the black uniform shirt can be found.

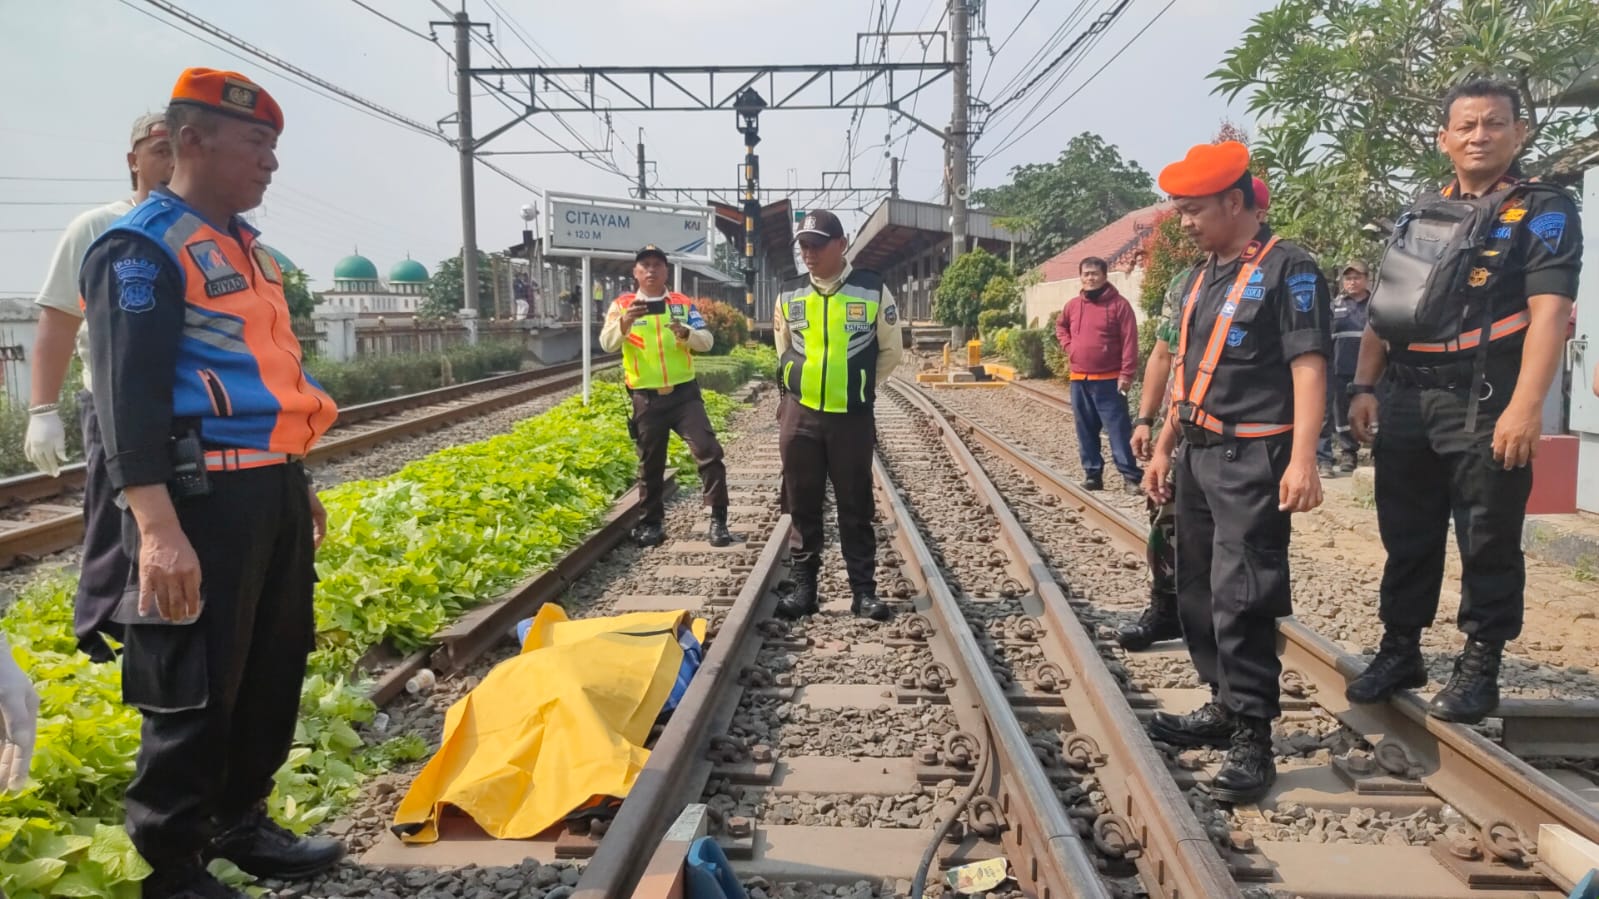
[81,229,189,490]
[1387,177,1582,365]
[1177,225,1332,427]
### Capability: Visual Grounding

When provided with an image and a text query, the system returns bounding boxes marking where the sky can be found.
[0,0,1278,296]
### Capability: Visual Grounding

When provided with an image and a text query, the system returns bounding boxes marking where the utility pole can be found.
[637,130,648,199]
[890,156,900,199]
[949,0,971,267]
[452,11,481,317]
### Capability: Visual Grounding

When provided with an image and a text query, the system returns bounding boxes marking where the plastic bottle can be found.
[405,669,437,695]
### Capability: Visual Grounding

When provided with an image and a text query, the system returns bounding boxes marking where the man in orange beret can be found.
[1140,141,1330,805]
[78,69,341,897]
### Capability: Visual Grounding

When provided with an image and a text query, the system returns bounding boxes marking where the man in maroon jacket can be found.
[1056,256,1144,493]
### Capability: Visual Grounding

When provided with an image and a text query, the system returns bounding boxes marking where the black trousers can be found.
[778,396,877,595]
[1319,374,1358,463]
[119,464,316,869]
[628,381,729,526]
[1374,359,1530,642]
[1147,495,1176,604]
[74,390,129,662]
[1175,436,1293,720]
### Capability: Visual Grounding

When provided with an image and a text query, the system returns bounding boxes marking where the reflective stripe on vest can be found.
[779,278,882,413]
[104,196,338,455]
[1172,237,1287,439]
[204,448,293,471]
[617,295,697,389]
[1403,309,1531,354]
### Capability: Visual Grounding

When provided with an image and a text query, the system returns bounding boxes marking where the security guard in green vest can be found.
[773,210,903,621]
[599,245,731,548]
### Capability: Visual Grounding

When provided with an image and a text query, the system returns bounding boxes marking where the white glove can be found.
[0,634,38,792]
[24,408,68,477]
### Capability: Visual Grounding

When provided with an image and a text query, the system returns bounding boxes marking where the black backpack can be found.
[1368,180,1562,344]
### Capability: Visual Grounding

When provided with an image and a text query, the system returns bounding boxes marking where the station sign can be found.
[547,194,710,259]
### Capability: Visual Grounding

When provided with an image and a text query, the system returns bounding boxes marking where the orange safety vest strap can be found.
[1171,237,1281,433]
[1185,408,1294,439]
[1404,309,1531,354]
[204,448,294,471]
[1069,371,1119,381]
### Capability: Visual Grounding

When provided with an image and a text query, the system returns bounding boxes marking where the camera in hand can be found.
[644,297,667,316]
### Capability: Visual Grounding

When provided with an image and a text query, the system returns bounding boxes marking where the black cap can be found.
[635,244,669,264]
[794,210,845,241]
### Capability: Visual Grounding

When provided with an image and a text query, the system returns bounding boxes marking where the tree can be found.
[1212,0,1599,265]
[971,132,1159,270]
[281,269,317,322]
[934,247,1012,331]
[422,251,495,321]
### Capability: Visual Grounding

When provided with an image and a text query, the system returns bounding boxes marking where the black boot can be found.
[1339,453,1357,473]
[632,521,665,548]
[1083,472,1104,491]
[1148,700,1233,749]
[707,506,733,547]
[141,859,246,899]
[775,558,820,619]
[1116,592,1181,651]
[1210,715,1276,805]
[1428,639,1503,725]
[850,591,893,622]
[206,804,345,881]
[1345,628,1427,704]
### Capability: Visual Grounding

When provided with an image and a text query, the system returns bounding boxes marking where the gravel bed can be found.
[744,878,1025,899]
[705,782,958,829]
[758,643,935,685]
[728,693,957,758]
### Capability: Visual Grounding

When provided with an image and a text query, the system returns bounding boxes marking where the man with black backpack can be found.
[1346,80,1583,725]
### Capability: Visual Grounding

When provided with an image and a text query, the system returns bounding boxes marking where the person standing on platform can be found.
[80,68,343,898]
[1054,256,1143,494]
[1142,141,1331,805]
[772,210,903,622]
[598,244,732,549]
[25,111,175,663]
[1345,80,1583,724]
[1317,260,1371,477]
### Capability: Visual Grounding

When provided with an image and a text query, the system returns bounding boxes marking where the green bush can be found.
[728,343,778,381]
[977,308,1020,336]
[1003,328,1051,379]
[305,341,524,407]
[694,298,749,355]
[0,362,88,478]
[1042,311,1071,381]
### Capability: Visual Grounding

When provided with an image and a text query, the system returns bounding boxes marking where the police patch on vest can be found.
[883,303,898,325]
[252,246,282,284]
[1222,300,1238,317]
[187,240,247,298]
[1287,273,1317,312]
[1489,225,1513,241]
[1248,269,1264,285]
[1467,267,1489,287]
[1241,286,1265,301]
[1529,212,1566,253]
[787,300,807,321]
[669,304,687,321]
[113,258,160,314]
[1226,326,1246,347]
[846,302,867,322]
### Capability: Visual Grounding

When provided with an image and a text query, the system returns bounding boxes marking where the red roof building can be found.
[1023,202,1168,328]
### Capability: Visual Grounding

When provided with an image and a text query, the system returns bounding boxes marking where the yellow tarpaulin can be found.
[391,605,707,843]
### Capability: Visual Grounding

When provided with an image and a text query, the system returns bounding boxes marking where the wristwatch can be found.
[1134,416,1156,427]
[1347,383,1376,397]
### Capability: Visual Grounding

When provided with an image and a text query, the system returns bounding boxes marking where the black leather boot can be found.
[1148,700,1233,749]
[1428,639,1503,724]
[206,804,344,881]
[850,591,893,622]
[1345,628,1427,704]
[632,521,665,548]
[1211,715,1276,805]
[1082,473,1104,491]
[1116,592,1181,651]
[141,858,246,899]
[775,557,820,619]
[707,506,733,547]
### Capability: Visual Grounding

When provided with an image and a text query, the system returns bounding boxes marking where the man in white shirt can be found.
[25,111,174,661]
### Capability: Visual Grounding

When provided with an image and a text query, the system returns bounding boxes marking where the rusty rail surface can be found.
[932,388,1599,894]
[890,380,1240,899]
[572,515,792,899]
[0,358,617,568]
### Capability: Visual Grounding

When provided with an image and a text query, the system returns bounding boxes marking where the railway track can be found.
[915,380,1599,897]
[0,357,617,568]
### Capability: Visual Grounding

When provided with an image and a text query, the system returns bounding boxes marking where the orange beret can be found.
[169,67,283,134]
[1158,141,1249,198]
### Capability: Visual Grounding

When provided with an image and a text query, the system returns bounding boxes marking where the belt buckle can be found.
[657,385,674,396]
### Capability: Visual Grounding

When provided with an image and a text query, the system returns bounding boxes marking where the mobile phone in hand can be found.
[645,297,667,316]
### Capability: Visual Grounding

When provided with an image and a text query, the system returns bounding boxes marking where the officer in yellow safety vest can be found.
[599,245,731,548]
[773,210,903,622]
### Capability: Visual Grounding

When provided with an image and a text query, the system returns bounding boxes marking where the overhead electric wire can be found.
[988,0,1131,119]
[345,0,435,42]
[977,0,1043,98]
[984,0,1095,104]
[983,14,1116,139]
[985,0,1177,161]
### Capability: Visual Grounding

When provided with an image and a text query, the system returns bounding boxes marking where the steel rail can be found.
[890,380,1241,899]
[931,387,1599,893]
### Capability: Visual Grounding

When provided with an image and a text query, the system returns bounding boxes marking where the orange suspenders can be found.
[1171,237,1294,439]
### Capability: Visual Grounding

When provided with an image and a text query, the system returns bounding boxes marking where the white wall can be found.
[1022,269,1148,330]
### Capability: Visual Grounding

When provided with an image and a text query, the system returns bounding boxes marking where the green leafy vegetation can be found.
[0,378,748,896]
[304,341,525,407]
[694,299,750,355]
[0,364,86,478]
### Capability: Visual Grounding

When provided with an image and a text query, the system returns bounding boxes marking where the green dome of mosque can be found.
[333,254,378,280]
[389,258,429,283]
[261,245,297,273]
